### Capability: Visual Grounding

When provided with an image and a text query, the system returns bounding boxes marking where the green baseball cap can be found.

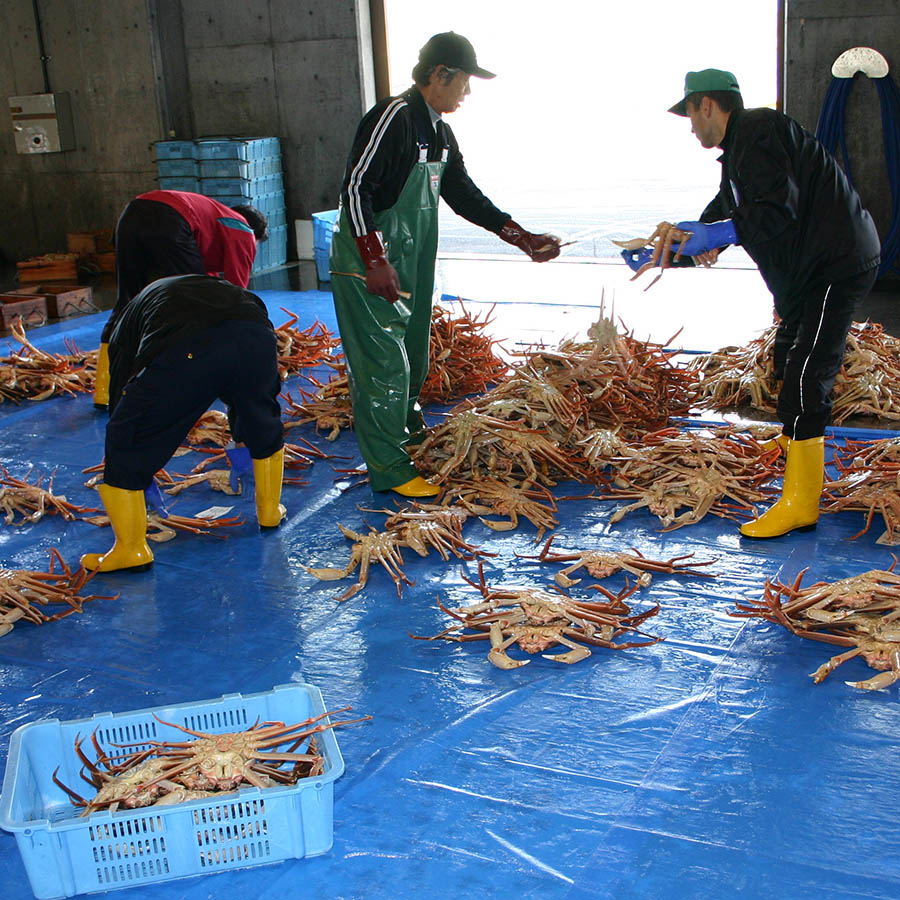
[669,68,741,116]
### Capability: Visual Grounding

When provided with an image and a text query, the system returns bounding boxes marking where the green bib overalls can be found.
[330,155,445,491]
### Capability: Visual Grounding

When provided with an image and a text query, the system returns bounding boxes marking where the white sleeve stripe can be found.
[348,98,408,235]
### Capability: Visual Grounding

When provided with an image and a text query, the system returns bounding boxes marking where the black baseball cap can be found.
[418,32,496,79]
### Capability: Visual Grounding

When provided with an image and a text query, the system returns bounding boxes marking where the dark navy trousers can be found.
[104,319,283,490]
[774,266,878,440]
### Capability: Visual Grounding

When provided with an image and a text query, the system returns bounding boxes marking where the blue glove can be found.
[225,443,253,494]
[144,481,169,518]
[673,220,738,256]
[620,247,654,272]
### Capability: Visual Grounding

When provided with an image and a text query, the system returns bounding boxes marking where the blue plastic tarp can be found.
[0,292,897,899]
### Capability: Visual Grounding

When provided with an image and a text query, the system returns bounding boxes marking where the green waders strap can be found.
[330,157,445,491]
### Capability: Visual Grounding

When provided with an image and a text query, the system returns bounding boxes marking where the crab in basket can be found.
[52,707,371,815]
[410,560,662,668]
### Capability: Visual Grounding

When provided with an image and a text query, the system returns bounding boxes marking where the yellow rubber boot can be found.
[760,432,789,455]
[93,343,110,409]
[254,448,287,528]
[740,436,824,539]
[81,484,154,572]
[391,475,441,498]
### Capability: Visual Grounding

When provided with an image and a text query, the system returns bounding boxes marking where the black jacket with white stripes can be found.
[700,107,880,313]
[338,86,510,239]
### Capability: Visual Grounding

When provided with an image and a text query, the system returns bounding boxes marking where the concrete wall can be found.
[0,1,162,260]
[0,0,375,262]
[179,0,375,217]
[785,0,899,273]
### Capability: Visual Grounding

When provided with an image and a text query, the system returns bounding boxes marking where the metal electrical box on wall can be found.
[8,92,75,153]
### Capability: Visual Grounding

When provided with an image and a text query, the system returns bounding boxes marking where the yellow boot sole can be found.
[391,476,441,498]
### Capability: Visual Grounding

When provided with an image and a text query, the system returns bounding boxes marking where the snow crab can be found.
[613,221,693,290]
[304,523,413,601]
[733,560,900,690]
[52,709,368,815]
[517,534,717,588]
[411,560,662,669]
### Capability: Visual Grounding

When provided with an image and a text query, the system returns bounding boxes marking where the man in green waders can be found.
[330,32,561,498]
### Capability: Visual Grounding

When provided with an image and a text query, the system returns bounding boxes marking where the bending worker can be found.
[81,274,286,573]
[93,190,269,408]
[330,31,561,498]
[624,68,880,539]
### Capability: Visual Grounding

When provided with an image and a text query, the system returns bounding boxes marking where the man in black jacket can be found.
[330,32,561,498]
[81,274,286,573]
[628,68,880,539]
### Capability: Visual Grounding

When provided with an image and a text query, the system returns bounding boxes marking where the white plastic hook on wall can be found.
[831,47,890,79]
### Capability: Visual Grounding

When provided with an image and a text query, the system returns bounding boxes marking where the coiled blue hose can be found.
[815,73,900,278]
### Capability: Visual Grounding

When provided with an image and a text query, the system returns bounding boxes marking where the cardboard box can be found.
[2,284,94,318]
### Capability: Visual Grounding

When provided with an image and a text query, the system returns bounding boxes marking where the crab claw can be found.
[611,238,649,250]
[542,646,591,664]
[845,671,900,691]
[488,648,529,669]
[478,516,517,532]
[487,621,528,669]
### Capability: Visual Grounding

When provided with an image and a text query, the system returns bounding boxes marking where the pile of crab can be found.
[52,707,370,815]
[733,559,900,691]
[273,309,342,379]
[282,301,510,440]
[689,321,900,424]
[0,550,114,637]
[304,310,786,603]
[821,434,900,544]
[0,318,97,403]
[410,306,696,488]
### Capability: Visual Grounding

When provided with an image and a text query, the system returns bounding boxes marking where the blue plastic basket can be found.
[196,138,281,162]
[0,683,344,899]
[312,210,339,283]
[156,158,198,178]
[252,225,288,273]
[157,175,200,192]
[199,157,281,180]
[154,140,196,160]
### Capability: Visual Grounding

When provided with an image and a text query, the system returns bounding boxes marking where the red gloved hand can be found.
[354,232,401,303]
[498,219,561,262]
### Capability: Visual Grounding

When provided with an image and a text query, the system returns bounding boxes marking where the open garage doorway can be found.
[383,0,779,267]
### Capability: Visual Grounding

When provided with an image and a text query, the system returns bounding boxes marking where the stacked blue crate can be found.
[195,138,287,273]
[154,138,288,273]
[154,140,200,192]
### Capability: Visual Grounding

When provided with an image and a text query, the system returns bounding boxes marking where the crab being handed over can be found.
[304,523,413,601]
[411,560,662,669]
[613,221,694,291]
[516,534,717,588]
